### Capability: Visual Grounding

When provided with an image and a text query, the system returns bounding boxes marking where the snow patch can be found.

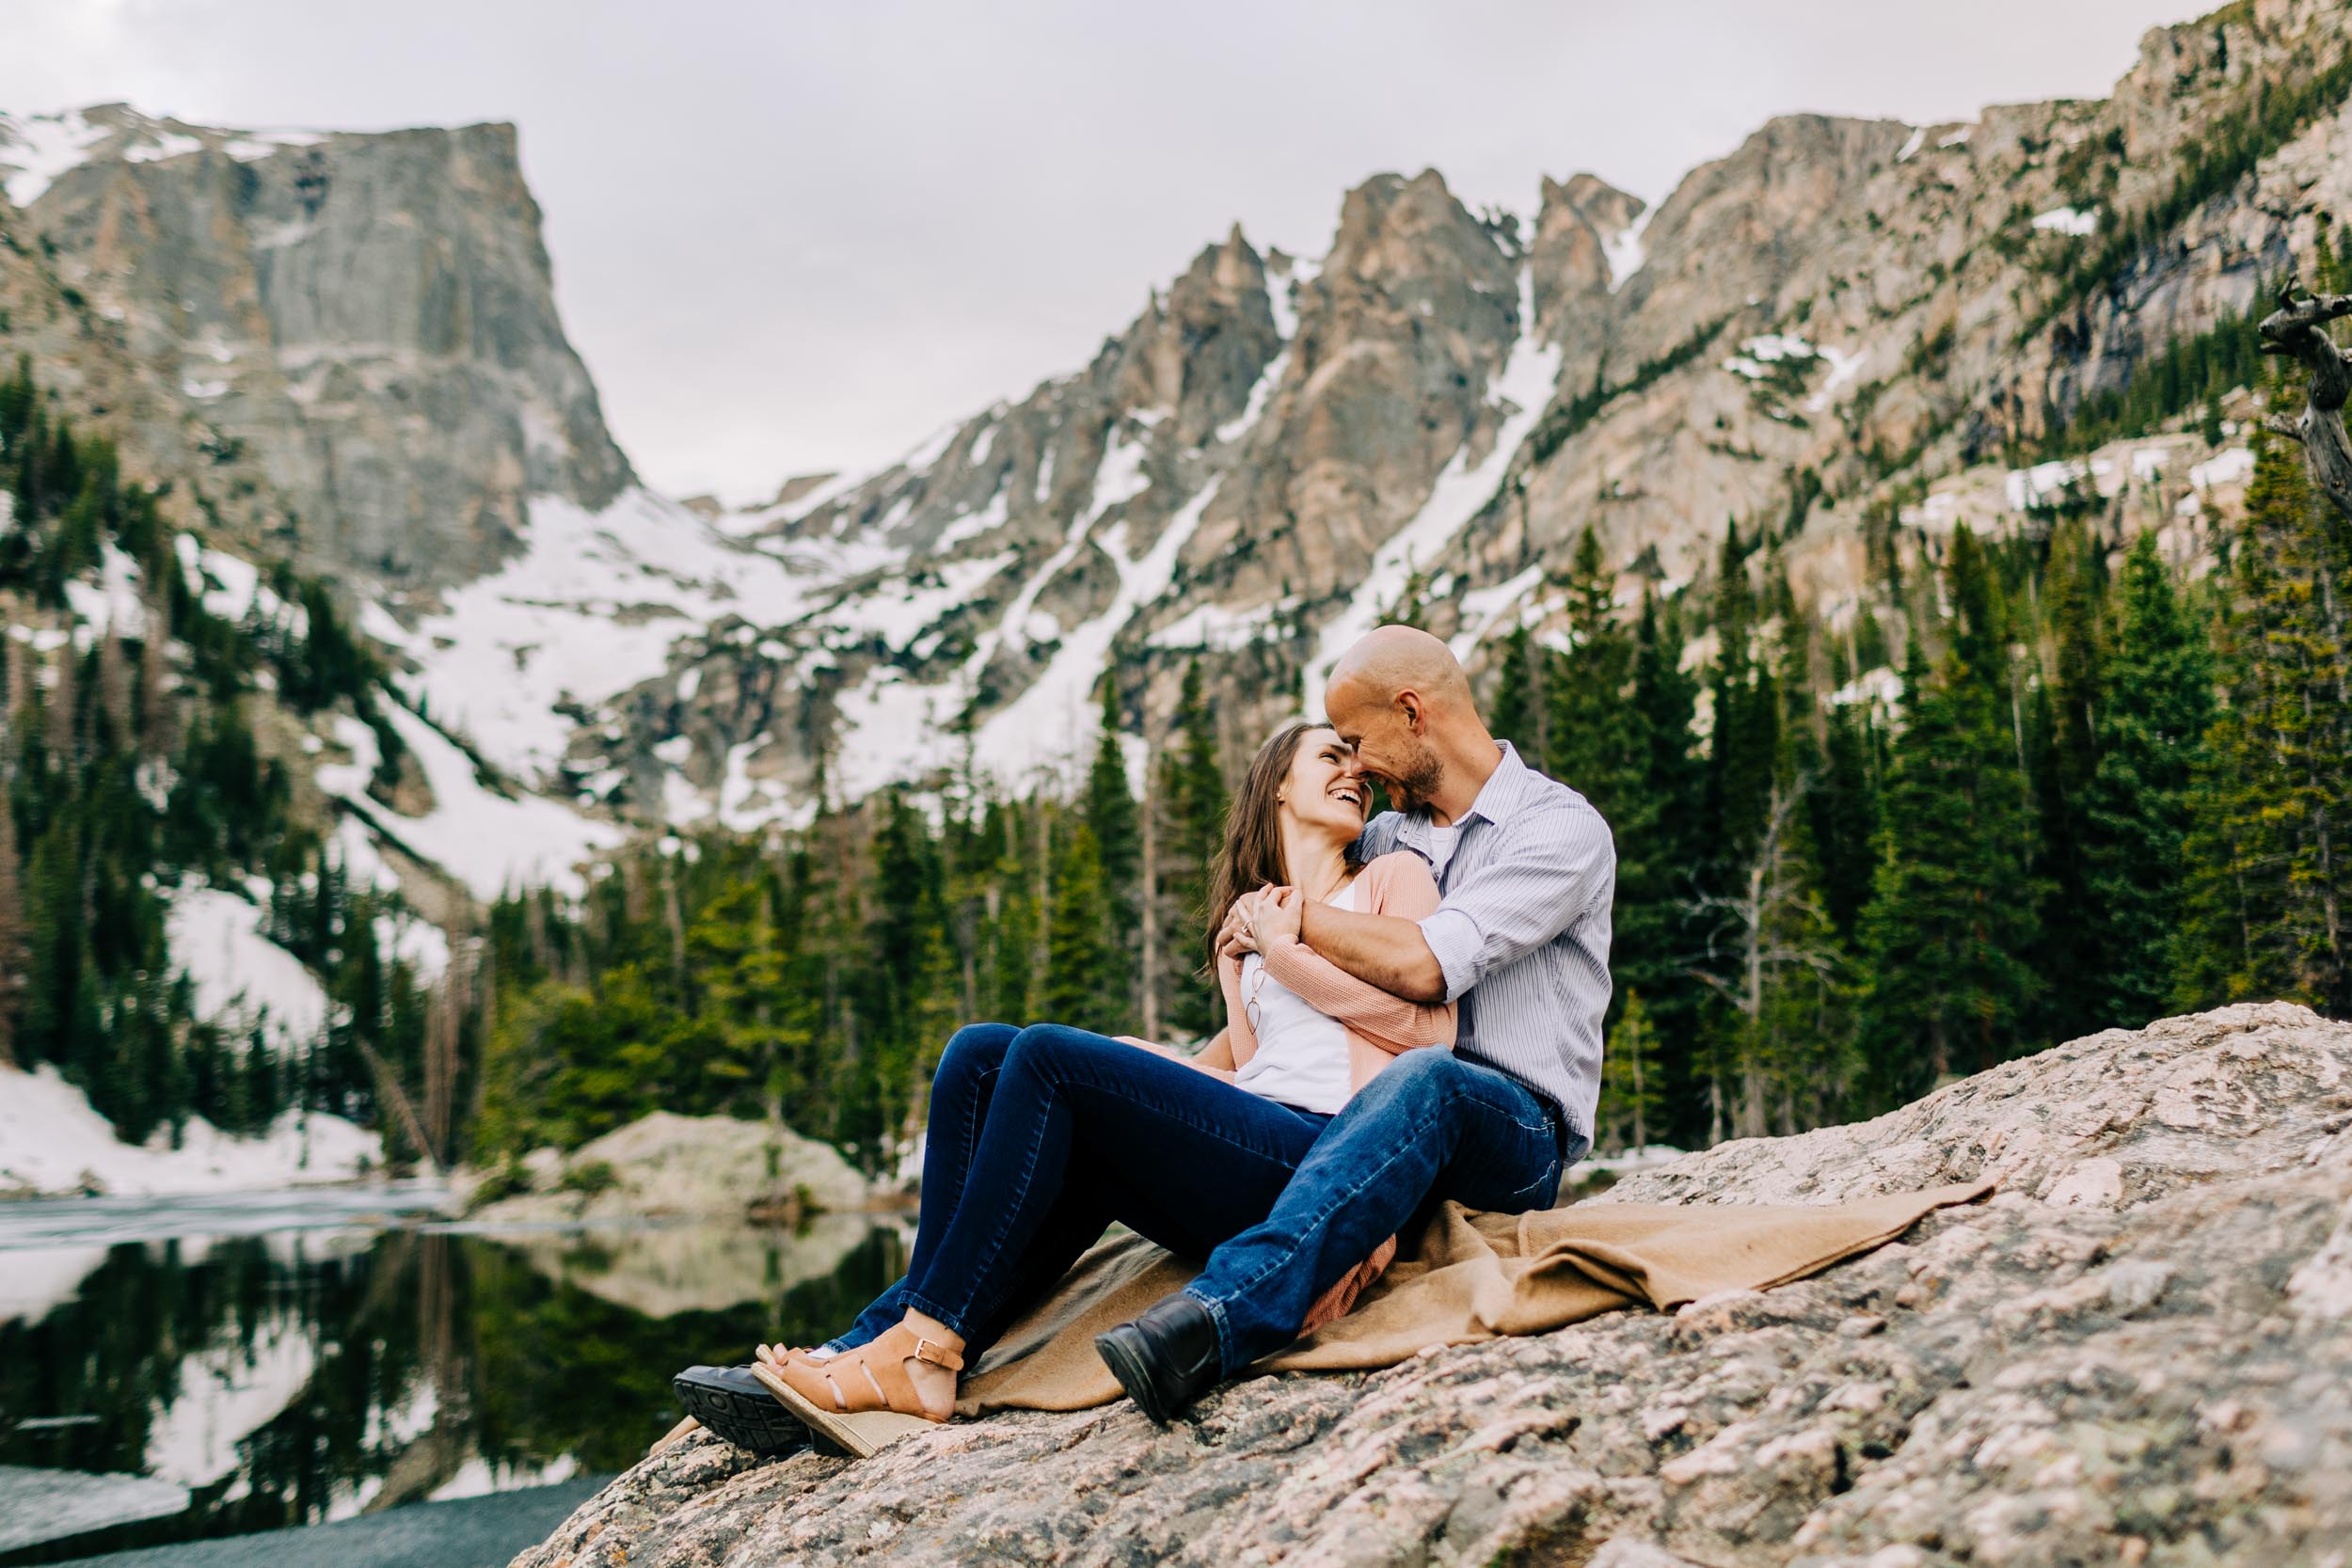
[0,109,110,205]
[1603,207,1654,293]
[1803,344,1868,413]
[2031,205,2100,237]
[145,1311,316,1487]
[341,705,623,900]
[0,1244,109,1326]
[972,480,1224,785]
[61,544,149,646]
[1149,598,1295,653]
[2189,447,2254,490]
[827,551,1011,650]
[1448,564,1548,661]
[0,1063,382,1199]
[405,489,830,784]
[166,884,331,1052]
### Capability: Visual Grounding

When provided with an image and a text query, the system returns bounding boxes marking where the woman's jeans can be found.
[828,1022,1568,1375]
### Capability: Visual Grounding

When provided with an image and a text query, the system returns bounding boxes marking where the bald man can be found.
[1096,626,1615,1423]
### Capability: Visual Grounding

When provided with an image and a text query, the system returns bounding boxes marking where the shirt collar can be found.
[1457,740,1530,828]
[1394,740,1527,846]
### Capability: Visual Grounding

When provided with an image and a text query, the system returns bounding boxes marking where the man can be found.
[1094,624,1615,1421]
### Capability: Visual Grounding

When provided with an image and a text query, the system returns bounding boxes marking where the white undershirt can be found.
[1233,879,1359,1116]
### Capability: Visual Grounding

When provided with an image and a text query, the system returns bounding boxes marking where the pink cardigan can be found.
[1192,850,1457,1089]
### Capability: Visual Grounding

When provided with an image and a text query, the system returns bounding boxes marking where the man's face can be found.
[1328,679,1444,813]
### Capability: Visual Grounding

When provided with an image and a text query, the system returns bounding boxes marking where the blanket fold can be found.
[954,1178,1994,1416]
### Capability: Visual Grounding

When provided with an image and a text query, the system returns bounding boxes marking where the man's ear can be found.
[1396,690,1425,735]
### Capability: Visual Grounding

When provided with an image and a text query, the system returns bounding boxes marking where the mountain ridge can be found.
[6,0,2346,843]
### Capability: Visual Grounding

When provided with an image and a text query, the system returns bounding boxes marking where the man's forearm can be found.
[1296,902,1447,1004]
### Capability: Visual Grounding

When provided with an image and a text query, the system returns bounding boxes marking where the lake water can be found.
[0,1190,910,1563]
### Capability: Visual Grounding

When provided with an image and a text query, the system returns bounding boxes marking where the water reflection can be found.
[0,1213,906,1562]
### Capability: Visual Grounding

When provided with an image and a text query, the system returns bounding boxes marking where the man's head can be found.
[1323,626,1492,816]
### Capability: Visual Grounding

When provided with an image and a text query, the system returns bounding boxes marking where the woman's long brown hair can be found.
[1200,721,1355,978]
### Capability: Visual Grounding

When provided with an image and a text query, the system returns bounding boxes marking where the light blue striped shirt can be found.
[1356,742,1614,1154]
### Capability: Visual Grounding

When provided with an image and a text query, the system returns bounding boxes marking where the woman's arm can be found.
[1260,855,1455,1052]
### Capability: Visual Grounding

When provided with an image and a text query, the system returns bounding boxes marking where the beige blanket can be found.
[955,1178,1994,1415]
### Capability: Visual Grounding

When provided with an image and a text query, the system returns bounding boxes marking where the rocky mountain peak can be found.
[5,105,631,589]
[1532,171,1645,333]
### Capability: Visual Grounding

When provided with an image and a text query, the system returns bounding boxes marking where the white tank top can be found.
[1233,879,1359,1116]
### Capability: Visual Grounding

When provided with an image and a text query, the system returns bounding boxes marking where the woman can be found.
[680,721,1453,1446]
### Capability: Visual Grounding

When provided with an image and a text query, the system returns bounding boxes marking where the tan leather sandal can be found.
[753,1323,961,1458]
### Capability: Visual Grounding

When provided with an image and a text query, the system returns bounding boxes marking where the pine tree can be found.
[1085,677,1141,1029]
[1808,696,1883,940]
[2029,518,2106,1044]
[1625,587,1708,1145]
[1856,604,2045,1105]
[1155,660,1226,1040]
[2177,420,2352,1013]
[0,791,22,1065]
[2079,533,2212,1028]
[1596,990,1666,1155]
[1045,819,1120,1036]
[1486,625,1549,769]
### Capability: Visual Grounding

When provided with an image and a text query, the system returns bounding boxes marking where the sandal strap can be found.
[911,1335,964,1372]
[772,1323,958,1418]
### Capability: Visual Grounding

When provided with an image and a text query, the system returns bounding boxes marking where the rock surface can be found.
[511,1003,2352,1566]
[463,1111,872,1227]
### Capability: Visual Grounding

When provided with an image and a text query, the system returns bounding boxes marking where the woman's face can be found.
[1279,728,1369,843]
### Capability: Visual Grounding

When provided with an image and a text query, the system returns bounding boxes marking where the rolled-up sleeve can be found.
[1418,805,1614,1004]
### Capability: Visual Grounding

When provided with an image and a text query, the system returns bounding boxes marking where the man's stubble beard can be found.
[1389,744,1444,813]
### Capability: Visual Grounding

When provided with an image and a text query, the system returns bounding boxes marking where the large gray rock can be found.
[508,1002,2352,1566]
[464,1111,872,1227]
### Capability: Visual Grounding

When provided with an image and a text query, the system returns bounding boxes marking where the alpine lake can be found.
[0,1187,909,1565]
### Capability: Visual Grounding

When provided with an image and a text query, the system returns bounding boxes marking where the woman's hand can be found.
[1254,885,1304,947]
[1219,885,1295,959]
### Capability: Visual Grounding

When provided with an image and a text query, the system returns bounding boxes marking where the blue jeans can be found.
[831,1022,1569,1374]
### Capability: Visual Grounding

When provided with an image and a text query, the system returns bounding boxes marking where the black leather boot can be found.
[1093,1292,1224,1424]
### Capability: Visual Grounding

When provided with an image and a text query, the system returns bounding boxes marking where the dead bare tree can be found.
[2258,285,2352,523]
[1682,780,1844,1144]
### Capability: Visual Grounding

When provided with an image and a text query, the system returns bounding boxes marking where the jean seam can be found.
[902,1052,1000,1314]
[931,1066,1061,1336]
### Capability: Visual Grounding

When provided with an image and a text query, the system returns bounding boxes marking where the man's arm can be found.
[1295,902,1447,1004]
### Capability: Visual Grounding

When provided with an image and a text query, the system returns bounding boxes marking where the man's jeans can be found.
[828,1022,1569,1375]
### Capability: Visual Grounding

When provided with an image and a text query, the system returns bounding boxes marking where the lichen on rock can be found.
[511,1003,2352,1566]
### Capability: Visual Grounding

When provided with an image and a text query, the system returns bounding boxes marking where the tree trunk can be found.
[2260,286,2352,524]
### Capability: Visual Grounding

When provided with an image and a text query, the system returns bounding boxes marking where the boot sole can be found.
[1093,1328,1175,1425]
[673,1370,812,1457]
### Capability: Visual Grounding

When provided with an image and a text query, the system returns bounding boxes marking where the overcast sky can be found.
[6,0,2199,502]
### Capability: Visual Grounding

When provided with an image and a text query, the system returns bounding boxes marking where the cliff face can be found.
[509,1002,2352,1567]
[1,103,631,586]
